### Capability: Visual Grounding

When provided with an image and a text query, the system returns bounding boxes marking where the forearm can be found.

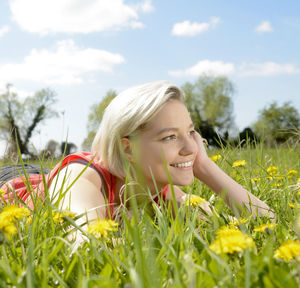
[194,159,274,218]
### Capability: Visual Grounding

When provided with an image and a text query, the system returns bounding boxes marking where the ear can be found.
[121,137,133,162]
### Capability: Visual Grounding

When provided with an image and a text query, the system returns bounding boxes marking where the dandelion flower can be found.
[209,226,254,254]
[288,203,295,209]
[52,211,76,224]
[287,170,298,178]
[211,155,222,162]
[267,166,278,176]
[253,223,277,232]
[232,160,247,168]
[0,205,30,236]
[274,240,300,262]
[184,195,205,207]
[87,219,118,239]
[251,178,261,183]
[229,218,248,227]
[0,205,30,222]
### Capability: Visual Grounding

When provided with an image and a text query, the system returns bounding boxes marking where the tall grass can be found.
[0,143,300,287]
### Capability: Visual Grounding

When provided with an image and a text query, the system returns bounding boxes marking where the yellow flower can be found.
[185,195,205,207]
[253,223,277,232]
[0,205,30,222]
[288,203,295,208]
[209,226,254,254]
[0,205,30,236]
[251,178,261,183]
[87,219,118,239]
[232,160,247,168]
[266,176,273,181]
[52,211,76,224]
[267,166,278,176]
[229,218,248,227]
[211,154,222,162]
[0,189,6,196]
[287,170,298,178]
[274,240,300,262]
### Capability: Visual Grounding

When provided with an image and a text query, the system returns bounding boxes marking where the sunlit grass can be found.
[0,143,300,287]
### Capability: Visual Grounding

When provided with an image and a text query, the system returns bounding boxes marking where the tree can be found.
[253,101,300,145]
[182,76,235,146]
[0,84,58,157]
[82,90,117,150]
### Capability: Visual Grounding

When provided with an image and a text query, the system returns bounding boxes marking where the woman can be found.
[1,81,274,223]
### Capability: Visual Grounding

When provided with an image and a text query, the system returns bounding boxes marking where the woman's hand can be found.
[192,132,211,181]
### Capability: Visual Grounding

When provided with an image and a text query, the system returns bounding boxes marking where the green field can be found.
[0,145,300,287]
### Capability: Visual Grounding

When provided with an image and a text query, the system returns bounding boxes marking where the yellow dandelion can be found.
[251,178,261,183]
[0,189,6,196]
[287,170,298,178]
[232,160,247,168]
[274,240,300,262]
[52,211,76,224]
[87,219,118,239]
[211,154,222,162]
[229,218,248,227]
[185,195,205,207]
[275,176,284,181]
[288,203,295,208]
[253,223,277,232]
[266,176,273,181]
[267,166,278,176]
[0,205,30,237]
[272,183,282,187]
[0,205,30,222]
[209,226,254,255]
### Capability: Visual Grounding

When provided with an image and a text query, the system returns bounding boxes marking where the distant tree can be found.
[253,101,300,145]
[61,142,77,156]
[182,76,235,146]
[82,90,117,150]
[0,84,58,157]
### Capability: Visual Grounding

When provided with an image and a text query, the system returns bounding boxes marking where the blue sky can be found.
[0,0,300,155]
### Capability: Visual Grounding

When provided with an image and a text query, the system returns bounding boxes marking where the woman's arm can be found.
[192,132,274,219]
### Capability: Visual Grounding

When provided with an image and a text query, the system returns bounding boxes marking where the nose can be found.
[179,136,197,156]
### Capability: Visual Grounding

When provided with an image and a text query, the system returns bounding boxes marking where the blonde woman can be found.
[1,81,274,224]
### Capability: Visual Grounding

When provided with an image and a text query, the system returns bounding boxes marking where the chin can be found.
[172,175,194,186]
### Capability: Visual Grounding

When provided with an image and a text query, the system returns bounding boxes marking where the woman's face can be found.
[132,99,198,191]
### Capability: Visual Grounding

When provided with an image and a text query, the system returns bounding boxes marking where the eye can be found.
[188,130,196,136]
[162,134,177,141]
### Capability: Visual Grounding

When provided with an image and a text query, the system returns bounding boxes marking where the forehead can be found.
[144,99,192,130]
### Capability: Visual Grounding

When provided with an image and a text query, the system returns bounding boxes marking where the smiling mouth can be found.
[170,161,193,168]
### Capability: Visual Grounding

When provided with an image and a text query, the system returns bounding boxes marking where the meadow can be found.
[0,144,300,287]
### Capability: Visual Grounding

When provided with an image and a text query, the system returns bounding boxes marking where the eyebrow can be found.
[156,123,194,136]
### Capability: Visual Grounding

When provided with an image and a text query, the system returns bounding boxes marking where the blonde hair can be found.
[91,80,185,179]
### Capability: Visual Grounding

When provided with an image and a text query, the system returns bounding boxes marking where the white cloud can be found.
[169,60,235,77]
[255,21,273,33]
[0,25,10,37]
[171,17,220,37]
[240,62,300,76]
[9,0,153,34]
[0,39,125,85]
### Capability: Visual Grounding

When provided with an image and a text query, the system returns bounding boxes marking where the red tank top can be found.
[0,152,117,217]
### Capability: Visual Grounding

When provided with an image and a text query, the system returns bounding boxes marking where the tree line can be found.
[82,76,300,150]
[0,77,299,159]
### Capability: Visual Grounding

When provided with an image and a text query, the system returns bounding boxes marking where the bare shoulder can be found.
[50,163,102,188]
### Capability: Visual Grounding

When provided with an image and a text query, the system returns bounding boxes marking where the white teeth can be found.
[172,161,193,168]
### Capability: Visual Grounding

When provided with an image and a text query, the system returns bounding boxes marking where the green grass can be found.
[0,144,300,287]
